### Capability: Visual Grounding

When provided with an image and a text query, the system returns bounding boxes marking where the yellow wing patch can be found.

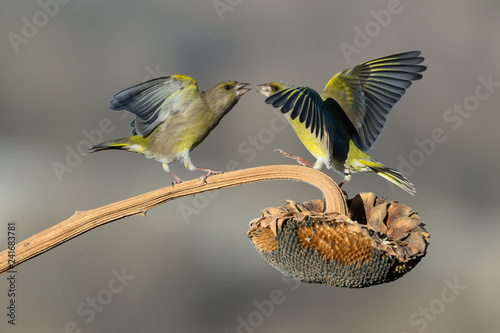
[171,74,197,86]
[323,73,355,111]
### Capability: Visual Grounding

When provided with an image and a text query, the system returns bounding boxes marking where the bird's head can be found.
[205,81,250,115]
[257,81,294,97]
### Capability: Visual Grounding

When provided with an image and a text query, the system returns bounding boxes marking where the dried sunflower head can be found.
[248,193,429,288]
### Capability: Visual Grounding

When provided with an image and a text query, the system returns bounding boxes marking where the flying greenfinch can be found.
[88,75,250,183]
[258,51,426,195]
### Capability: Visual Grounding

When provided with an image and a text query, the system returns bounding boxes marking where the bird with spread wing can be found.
[258,51,426,195]
[88,75,250,183]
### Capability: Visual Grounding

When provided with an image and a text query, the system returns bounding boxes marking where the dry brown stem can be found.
[0,165,346,275]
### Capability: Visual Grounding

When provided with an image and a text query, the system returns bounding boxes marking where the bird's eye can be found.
[273,86,279,91]
[224,85,232,90]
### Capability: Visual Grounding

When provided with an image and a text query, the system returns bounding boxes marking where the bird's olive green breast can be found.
[141,98,220,161]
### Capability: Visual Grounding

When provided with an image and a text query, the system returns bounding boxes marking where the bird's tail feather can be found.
[87,138,132,154]
[357,159,416,195]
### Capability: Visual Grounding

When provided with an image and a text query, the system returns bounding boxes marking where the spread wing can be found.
[109,75,198,136]
[321,51,426,151]
[266,86,330,141]
[265,86,340,165]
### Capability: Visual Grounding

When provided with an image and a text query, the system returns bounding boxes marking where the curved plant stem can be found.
[0,165,346,275]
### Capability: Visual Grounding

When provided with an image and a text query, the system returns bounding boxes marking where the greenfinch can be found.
[258,51,426,195]
[88,75,250,183]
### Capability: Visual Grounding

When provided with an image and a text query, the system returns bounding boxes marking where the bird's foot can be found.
[274,149,314,167]
[197,168,223,184]
[170,172,184,186]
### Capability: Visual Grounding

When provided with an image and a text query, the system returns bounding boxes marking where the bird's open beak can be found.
[257,83,271,97]
[235,82,251,96]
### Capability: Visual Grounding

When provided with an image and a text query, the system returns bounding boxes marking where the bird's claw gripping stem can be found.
[275,149,314,168]
[197,168,223,184]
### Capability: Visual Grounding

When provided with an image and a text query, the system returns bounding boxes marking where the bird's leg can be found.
[196,167,223,183]
[163,163,184,185]
[170,171,184,185]
[337,173,352,188]
[337,174,351,198]
[275,149,314,168]
[183,154,222,183]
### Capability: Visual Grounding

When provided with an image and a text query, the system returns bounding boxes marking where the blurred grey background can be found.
[1,1,499,332]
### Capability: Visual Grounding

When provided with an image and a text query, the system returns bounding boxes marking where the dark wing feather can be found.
[109,75,197,136]
[265,86,330,142]
[322,51,426,151]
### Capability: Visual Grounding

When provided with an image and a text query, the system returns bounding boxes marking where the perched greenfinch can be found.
[88,75,250,183]
[258,51,426,195]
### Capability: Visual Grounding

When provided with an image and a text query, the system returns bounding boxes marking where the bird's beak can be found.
[257,83,271,97]
[235,82,251,96]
